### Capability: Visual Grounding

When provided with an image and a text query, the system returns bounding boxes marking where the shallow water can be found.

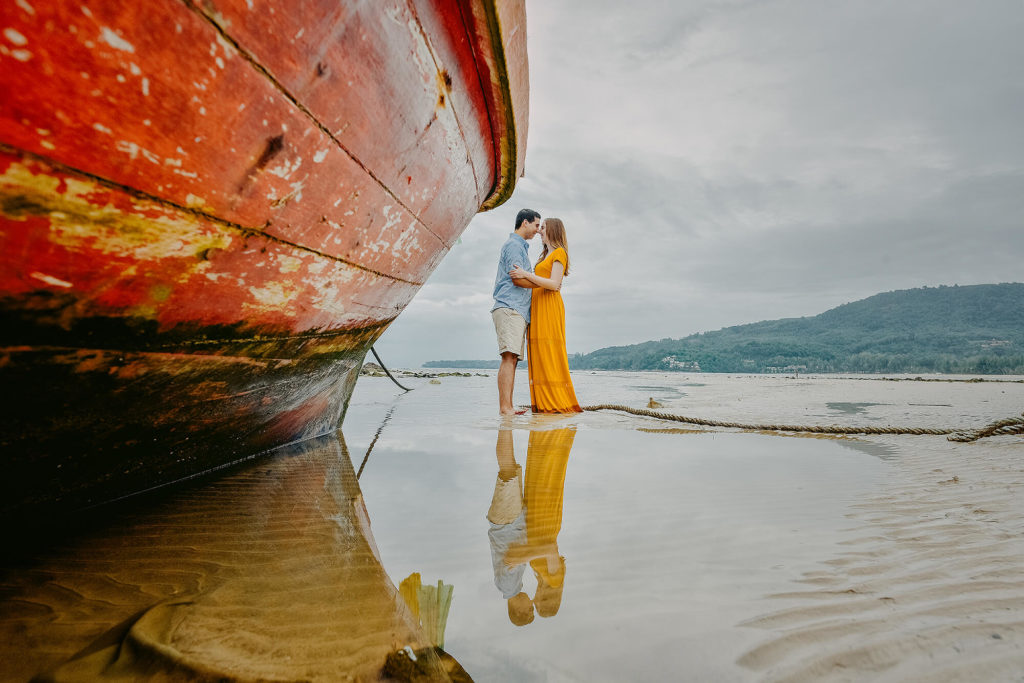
[348,382,888,681]
[3,371,1022,681]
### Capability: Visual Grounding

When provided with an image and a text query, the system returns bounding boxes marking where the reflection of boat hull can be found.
[0,0,528,516]
[1,432,467,681]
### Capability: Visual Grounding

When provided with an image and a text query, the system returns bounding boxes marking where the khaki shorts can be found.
[492,307,527,359]
[487,465,524,524]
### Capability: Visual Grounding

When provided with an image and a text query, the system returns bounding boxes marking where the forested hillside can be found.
[570,284,1024,374]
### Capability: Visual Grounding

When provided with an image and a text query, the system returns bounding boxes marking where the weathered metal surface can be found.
[0,0,528,516]
[0,1,451,283]
[191,0,482,247]
[0,151,419,336]
[456,0,529,209]
[410,0,500,205]
[0,149,386,515]
[0,345,365,518]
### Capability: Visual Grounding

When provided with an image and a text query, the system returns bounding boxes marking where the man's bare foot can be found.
[500,408,528,416]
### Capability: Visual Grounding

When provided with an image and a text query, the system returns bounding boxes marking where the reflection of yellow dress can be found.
[528,248,582,413]
[524,428,575,588]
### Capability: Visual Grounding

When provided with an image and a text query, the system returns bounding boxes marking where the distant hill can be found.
[425,284,1024,373]
[569,283,1024,374]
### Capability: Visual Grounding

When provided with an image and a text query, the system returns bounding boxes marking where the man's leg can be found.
[495,429,517,479]
[498,352,519,415]
[493,308,526,415]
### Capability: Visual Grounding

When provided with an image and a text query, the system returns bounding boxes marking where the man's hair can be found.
[507,592,535,626]
[514,208,541,231]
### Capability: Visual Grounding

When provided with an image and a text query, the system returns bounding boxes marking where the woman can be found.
[509,218,582,413]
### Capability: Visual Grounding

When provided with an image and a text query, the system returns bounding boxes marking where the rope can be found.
[948,415,1024,442]
[357,402,400,480]
[581,405,1024,442]
[833,376,1024,384]
[370,346,412,392]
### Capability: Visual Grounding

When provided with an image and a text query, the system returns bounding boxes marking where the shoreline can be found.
[405,367,1024,382]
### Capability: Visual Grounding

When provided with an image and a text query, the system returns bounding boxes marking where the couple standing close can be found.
[491,209,582,416]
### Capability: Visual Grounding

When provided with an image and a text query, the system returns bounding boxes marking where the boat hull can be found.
[0,0,528,517]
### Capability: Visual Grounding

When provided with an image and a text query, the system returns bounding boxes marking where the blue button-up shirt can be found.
[491,233,532,323]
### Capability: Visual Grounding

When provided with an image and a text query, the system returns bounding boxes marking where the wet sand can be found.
[2,371,1021,681]
[737,434,1024,682]
[349,371,1024,681]
[0,435,458,682]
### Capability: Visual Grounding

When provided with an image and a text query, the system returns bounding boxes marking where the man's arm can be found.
[511,274,539,288]
[510,261,563,291]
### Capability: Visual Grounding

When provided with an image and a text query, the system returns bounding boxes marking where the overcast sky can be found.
[375,0,1024,368]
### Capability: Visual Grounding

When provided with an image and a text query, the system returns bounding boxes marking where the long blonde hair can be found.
[536,218,570,275]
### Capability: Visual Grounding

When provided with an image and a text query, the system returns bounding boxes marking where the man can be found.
[492,208,540,415]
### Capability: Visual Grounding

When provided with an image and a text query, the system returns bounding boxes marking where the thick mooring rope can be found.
[581,405,1024,443]
[948,415,1024,442]
[370,346,412,392]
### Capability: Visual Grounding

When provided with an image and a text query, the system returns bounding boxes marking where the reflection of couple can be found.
[486,428,574,626]
[491,209,582,415]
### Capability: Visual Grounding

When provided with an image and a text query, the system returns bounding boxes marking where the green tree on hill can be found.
[568,283,1024,374]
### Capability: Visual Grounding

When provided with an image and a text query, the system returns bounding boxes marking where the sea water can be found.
[340,370,1022,681]
[2,371,1021,681]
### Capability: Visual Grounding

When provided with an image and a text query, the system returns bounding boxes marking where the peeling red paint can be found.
[0,152,419,335]
[0,1,461,282]
[0,0,528,516]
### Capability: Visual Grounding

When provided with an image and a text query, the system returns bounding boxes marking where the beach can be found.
[348,371,1024,681]
[737,432,1024,682]
[2,371,1021,681]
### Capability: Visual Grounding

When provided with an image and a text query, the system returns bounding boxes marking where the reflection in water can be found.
[487,428,575,626]
[825,401,884,415]
[0,431,466,682]
[399,572,454,649]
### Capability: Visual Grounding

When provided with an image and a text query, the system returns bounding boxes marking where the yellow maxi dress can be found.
[527,248,582,413]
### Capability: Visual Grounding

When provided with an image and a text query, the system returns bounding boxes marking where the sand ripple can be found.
[738,437,1024,682]
[0,433,453,682]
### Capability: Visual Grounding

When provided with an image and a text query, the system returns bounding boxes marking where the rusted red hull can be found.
[0,0,528,517]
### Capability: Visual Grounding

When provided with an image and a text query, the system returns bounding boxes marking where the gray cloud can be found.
[375,0,1024,368]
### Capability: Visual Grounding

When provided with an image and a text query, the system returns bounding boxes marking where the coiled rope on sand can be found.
[581,405,1024,443]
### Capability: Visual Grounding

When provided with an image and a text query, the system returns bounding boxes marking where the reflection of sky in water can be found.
[9,371,1018,680]
[347,377,888,681]
[825,401,886,415]
[0,431,454,681]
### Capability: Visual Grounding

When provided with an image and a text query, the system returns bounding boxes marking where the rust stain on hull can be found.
[0,0,529,519]
[0,345,367,518]
[0,151,422,332]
